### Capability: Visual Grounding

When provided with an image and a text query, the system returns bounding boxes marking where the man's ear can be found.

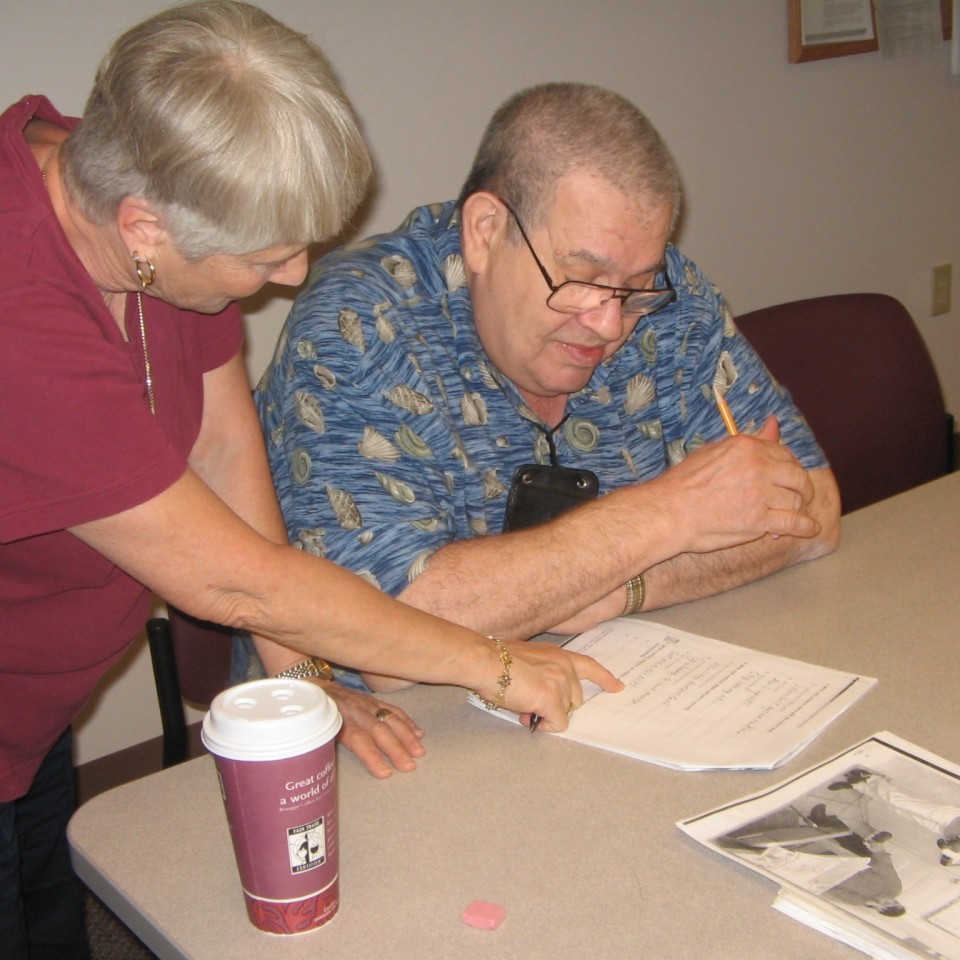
[115,195,169,260]
[461,191,505,276]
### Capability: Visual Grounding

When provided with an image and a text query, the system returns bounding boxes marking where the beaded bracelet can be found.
[475,636,512,711]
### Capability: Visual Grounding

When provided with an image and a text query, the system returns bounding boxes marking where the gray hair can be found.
[457,82,681,233]
[60,0,372,257]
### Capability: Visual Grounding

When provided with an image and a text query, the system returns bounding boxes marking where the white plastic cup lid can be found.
[201,678,342,762]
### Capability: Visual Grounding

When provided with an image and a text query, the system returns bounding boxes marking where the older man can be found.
[256,83,839,691]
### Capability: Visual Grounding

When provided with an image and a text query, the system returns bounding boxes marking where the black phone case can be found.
[501,463,600,532]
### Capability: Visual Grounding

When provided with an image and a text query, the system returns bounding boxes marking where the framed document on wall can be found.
[789,0,952,62]
[953,0,960,73]
[788,0,878,62]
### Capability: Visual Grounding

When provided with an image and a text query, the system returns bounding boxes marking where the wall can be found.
[3,1,958,763]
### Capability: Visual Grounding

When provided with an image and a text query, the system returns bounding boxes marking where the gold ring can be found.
[565,704,576,718]
[374,707,393,723]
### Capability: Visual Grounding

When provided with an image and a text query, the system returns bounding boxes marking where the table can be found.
[69,472,960,960]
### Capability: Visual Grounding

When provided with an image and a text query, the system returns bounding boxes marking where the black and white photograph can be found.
[681,734,960,959]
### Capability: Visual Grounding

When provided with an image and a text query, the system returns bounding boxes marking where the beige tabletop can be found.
[69,472,960,960]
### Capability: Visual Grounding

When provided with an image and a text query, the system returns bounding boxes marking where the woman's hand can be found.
[311,681,425,779]
[482,640,623,733]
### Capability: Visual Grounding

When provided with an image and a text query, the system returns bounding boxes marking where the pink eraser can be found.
[461,899,506,930]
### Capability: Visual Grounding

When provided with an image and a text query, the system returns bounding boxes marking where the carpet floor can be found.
[86,891,158,960]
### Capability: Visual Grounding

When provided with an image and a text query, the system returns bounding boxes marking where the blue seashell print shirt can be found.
[257,201,826,603]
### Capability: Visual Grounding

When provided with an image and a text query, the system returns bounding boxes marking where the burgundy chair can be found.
[736,293,954,515]
[146,608,233,767]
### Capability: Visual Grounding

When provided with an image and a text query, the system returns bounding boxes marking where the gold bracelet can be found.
[623,574,646,616]
[475,636,512,711]
[274,657,335,682]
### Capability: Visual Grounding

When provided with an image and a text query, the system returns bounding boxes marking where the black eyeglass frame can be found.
[498,198,677,319]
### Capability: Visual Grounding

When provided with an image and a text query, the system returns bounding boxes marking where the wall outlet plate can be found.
[933,264,952,316]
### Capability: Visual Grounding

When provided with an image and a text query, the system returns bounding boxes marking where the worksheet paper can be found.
[470,618,875,770]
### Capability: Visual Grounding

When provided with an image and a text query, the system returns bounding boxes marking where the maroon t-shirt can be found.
[0,96,245,799]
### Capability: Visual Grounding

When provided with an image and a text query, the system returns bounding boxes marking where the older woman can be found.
[0,3,617,956]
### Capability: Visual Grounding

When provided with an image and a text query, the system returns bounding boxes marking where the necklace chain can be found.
[136,291,157,414]
[41,160,156,415]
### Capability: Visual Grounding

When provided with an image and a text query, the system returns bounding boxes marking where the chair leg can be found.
[146,617,188,768]
[947,413,956,474]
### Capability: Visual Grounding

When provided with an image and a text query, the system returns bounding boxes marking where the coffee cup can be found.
[201,678,342,935]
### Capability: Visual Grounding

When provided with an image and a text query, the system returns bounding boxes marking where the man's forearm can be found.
[399,533,624,641]
[397,473,688,639]
[642,529,823,610]
[397,457,840,641]
[399,511,803,640]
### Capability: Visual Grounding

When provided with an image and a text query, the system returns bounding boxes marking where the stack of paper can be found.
[469,617,875,770]
[680,733,960,960]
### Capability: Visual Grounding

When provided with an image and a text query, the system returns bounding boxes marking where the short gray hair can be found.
[60,0,372,257]
[457,82,681,232]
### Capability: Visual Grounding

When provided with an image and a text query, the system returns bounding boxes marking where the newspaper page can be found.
[875,0,944,59]
[469,618,875,770]
[679,733,960,959]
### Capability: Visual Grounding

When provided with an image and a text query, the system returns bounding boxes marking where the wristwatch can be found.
[274,657,335,682]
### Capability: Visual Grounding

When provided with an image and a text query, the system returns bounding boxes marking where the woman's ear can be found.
[115,195,169,260]
[460,191,505,277]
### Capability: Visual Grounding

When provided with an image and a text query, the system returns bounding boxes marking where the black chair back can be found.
[147,608,233,767]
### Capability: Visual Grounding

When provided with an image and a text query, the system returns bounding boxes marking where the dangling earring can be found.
[131,251,156,289]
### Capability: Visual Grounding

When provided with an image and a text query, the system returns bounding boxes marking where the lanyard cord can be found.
[533,414,570,467]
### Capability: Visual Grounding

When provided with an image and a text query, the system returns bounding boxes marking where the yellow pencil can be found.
[717,396,739,436]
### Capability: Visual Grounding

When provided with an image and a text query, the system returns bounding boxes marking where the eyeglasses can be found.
[500,199,677,319]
